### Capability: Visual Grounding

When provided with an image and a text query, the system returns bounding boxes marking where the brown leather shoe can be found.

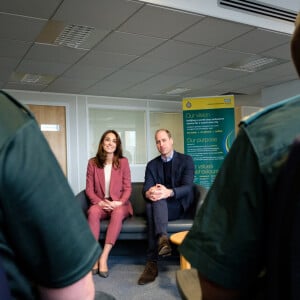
[158,235,172,257]
[138,261,158,285]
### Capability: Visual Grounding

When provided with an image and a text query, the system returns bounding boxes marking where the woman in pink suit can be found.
[86,130,132,278]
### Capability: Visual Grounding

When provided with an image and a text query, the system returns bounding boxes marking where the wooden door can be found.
[28,105,67,176]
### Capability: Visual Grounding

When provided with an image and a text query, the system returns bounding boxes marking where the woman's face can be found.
[102,132,117,154]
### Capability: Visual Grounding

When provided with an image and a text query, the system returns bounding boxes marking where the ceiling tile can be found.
[104,70,154,84]
[145,40,210,63]
[0,13,46,41]
[222,28,291,54]
[123,57,178,73]
[4,82,47,91]
[175,16,253,47]
[25,43,87,64]
[0,62,19,81]
[124,74,189,97]
[0,39,31,58]
[83,80,132,95]
[0,57,20,70]
[79,50,138,68]
[118,84,155,96]
[0,0,62,19]
[16,60,70,76]
[149,93,181,101]
[213,76,251,92]
[162,62,211,78]
[188,48,252,68]
[185,87,228,98]
[261,42,291,60]
[241,61,297,84]
[45,77,98,94]
[119,4,202,39]
[178,76,220,89]
[94,31,166,56]
[202,68,248,81]
[53,0,143,30]
[115,89,148,99]
[63,64,116,81]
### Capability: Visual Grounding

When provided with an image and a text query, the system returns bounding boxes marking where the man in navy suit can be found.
[138,129,195,285]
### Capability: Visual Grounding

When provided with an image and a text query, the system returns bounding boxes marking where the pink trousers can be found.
[87,204,131,245]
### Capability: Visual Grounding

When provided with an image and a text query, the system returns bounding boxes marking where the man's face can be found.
[155,130,173,157]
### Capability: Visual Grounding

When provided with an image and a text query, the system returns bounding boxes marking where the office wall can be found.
[5,89,181,194]
[6,77,299,194]
[235,93,262,107]
[262,79,300,105]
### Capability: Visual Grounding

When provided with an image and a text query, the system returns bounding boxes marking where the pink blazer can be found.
[85,157,133,215]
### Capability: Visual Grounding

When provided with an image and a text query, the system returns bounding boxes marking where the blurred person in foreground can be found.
[0,90,114,300]
[176,12,300,300]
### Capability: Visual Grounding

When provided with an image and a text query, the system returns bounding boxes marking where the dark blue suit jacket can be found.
[143,151,195,212]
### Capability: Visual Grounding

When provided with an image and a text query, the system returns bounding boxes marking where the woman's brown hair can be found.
[94,129,123,169]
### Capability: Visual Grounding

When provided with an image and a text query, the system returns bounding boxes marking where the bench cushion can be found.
[76,182,207,240]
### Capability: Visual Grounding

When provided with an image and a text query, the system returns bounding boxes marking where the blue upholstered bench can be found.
[76,182,207,240]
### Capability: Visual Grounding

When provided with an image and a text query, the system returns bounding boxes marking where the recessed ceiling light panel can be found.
[54,24,95,49]
[224,56,287,72]
[166,87,191,95]
[10,72,55,85]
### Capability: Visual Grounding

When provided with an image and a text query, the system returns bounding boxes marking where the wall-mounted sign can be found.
[40,124,60,132]
[183,95,235,189]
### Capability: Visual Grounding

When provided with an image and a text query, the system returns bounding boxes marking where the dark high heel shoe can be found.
[99,270,109,278]
[92,261,99,275]
[92,268,99,275]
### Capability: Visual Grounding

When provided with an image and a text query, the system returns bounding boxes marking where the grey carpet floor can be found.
[94,255,181,300]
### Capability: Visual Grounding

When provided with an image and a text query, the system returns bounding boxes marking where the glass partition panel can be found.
[88,108,146,164]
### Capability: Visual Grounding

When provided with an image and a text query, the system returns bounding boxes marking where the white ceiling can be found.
[0,0,298,102]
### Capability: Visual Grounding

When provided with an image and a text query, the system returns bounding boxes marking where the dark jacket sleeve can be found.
[142,156,161,196]
[171,152,195,211]
[172,152,195,200]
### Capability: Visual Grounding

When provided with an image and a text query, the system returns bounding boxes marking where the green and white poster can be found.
[183,95,235,189]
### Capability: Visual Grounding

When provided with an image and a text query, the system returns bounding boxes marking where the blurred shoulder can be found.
[147,155,161,166]
[88,157,97,166]
[174,151,192,161]
[120,156,130,165]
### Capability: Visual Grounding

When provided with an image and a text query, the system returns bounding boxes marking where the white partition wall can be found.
[6,89,182,194]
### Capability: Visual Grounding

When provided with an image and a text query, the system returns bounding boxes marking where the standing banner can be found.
[183,95,235,189]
